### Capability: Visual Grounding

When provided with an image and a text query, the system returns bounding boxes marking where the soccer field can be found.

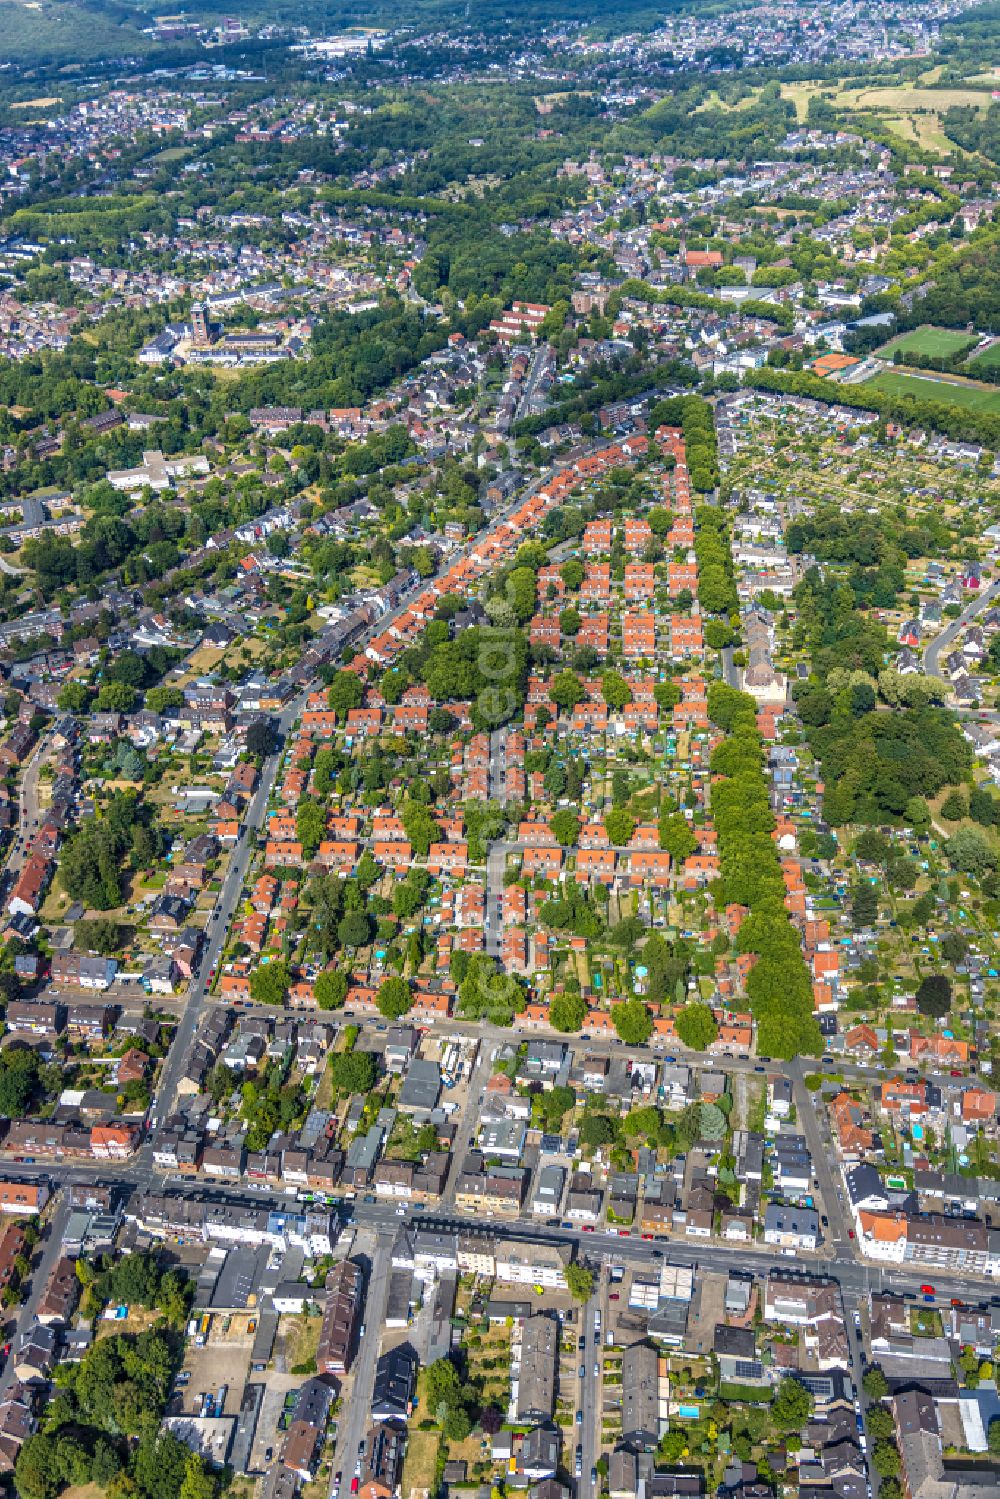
[877,326,979,361]
[864,368,1000,415]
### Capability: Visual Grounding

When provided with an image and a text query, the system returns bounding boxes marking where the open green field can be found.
[967,343,1000,373]
[864,368,1000,415]
[877,326,979,361]
[780,79,988,153]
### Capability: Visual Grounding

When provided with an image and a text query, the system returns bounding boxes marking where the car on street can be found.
[575,1410,583,1425]
[350,1481,359,1495]
[579,1365,586,1379]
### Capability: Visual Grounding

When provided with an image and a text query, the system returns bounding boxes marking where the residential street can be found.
[329,1227,394,1496]
[922,577,1000,677]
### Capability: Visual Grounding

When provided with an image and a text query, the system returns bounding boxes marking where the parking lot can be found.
[172,1320,254,1418]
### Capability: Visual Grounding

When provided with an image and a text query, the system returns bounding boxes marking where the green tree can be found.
[550,671,586,712]
[851,882,878,929]
[866,1407,894,1442]
[915,973,952,1017]
[327,671,363,718]
[338,911,372,949]
[401,801,441,858]
[329,1051,376,1095]
[659,813,696,860]
[862,1367,889,1400]
[579,1114,616,1149]
[941,788,968,822]
[179,1454,216,1499]
[424,1356,463,1418]
[612,999,652,1045]
[605,809,635,846]
[250,962,289,1006]
[601,670,632,710]
[377,977,412,1020]
[296,798,326,859]
[565,1263,594,1302]
[315,970,349,1010]
[946,824,996,874]
[549,991,587,1033]
[15,1435,61,1499]
[675,1003,718,1052]
[872,1443,901,1479]
[550,808,581,846]
[773,1377,814,1431]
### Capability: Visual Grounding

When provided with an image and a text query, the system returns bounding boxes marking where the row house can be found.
[373,840,412,872]
[582,518,612,554]
[530,614,561,653]
[668,562,698,597]
[623,517,652,555]
[426,842,468,875]
[576,614,609,655]
[624,563,656,600]
[317,840,361,874]
[576,848,617,884]
[581,564,612,602]
[622,611,656,659]
[522,846,562,877]
[571,701,609,734]
[628,850,673,887]
[670,615,704,658]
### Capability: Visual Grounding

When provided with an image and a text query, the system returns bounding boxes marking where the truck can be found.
[195,1313,211,1347]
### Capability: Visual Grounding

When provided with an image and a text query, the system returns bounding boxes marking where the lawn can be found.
[877,326,979,361]
[283,1311,321,1370]
[779,80,986,152]
[400,1429,440,1499]
[863,368,1000,415]
[967,344,1000,373]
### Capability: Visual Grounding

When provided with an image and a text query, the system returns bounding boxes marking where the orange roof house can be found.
[962,1089,997,1123]
[830,1091,873,1156]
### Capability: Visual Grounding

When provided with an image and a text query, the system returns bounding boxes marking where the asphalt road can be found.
[3,729,52,885]
[484,842,505,958]
[789,1057,853,1252]
[923,578,1000,677]
[329,1227,394,1497]
[0,1192,71,1400]
[578,1287,601,1493]
[147,712,296,1145]
[441,1039,490,1209]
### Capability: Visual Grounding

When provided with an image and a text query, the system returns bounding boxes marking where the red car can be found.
[351,1481,359,1495]
[920,1284,935,1296]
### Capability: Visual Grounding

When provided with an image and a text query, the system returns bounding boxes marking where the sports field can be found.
[864,368,1000,415]
[877,326,979,361]
[967,344,1000,373]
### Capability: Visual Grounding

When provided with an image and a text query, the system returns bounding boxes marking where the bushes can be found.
[650,394,720,492]
[709,685,821,1060]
